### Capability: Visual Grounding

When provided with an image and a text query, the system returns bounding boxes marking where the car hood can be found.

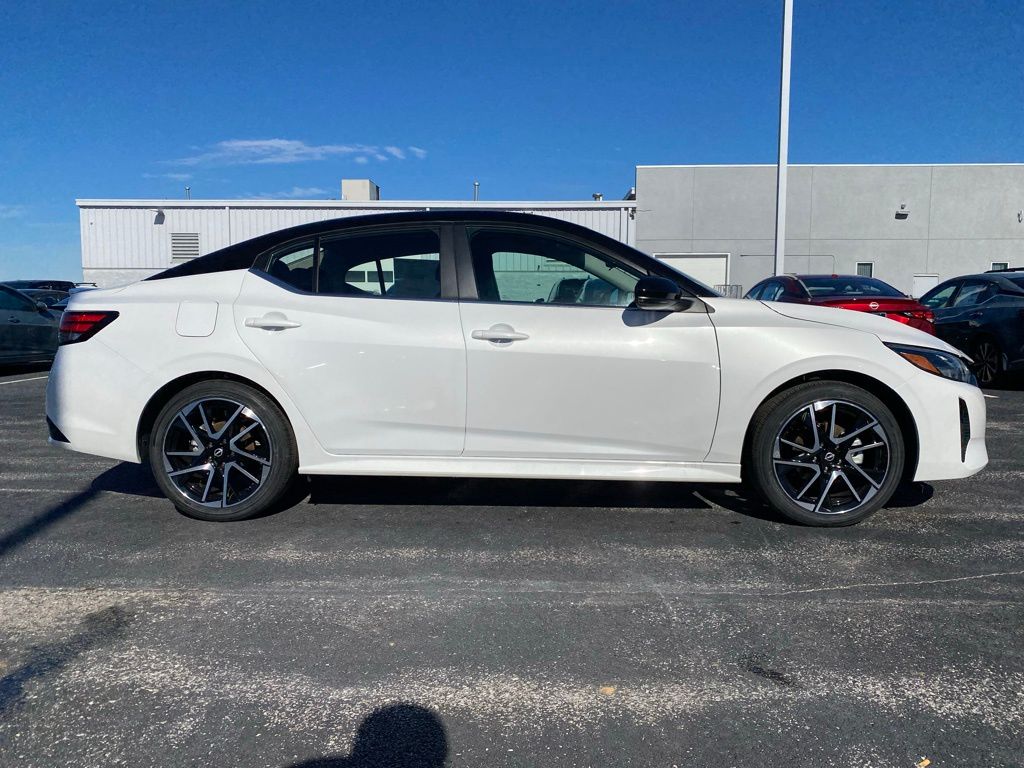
[703,297,966,357]
[759,300,965,356]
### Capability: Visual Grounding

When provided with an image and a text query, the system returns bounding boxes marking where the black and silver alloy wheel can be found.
[974,339,1001,386]
[748,381,905,526]
[149,381,298,521]
[162,398,272,508]
[773,400,890,516]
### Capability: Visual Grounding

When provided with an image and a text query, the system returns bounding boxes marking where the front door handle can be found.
[245,314,302,330]
[8,316,20,324]
[471,324,529,343]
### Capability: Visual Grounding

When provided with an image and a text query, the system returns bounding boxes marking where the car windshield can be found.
[801,276,904,298]
[1006,275,1024,289]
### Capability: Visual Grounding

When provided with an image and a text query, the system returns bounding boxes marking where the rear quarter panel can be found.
[58,271,326,464]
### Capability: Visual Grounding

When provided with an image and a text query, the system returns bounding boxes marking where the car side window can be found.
[467,228,641,307]
[265,241,316,292]
[0,286,35,312]
[920,282,958,308]
[745,284,765,300]
[951,281,993,308]
[319,229,441,299]
[760,281,783,301]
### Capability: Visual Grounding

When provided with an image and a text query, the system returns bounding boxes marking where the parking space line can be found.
[0,376,49,386]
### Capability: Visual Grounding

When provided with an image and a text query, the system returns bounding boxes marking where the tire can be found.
[973,337,1003,387]
[148,380,298,521]
[746,381,905,527]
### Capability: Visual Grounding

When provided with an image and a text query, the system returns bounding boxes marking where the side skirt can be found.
[298,456,742,483]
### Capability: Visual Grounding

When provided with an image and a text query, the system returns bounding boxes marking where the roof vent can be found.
[170,232,200,261]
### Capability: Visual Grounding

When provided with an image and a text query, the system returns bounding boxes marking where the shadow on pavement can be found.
[82,462,934,526]
[0,487,99,558]
[91,462,162,497]
[286,703,447,768]
[0,606,132,715]
[0,362,51,377]
[984,372,1024,392]
[310,473,726,511]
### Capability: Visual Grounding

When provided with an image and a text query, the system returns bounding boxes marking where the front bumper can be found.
[897,372,987,482]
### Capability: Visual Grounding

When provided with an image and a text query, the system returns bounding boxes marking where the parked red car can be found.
[744,274,935,334]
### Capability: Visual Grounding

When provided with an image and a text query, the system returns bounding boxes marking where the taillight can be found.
[59,311,119,345]
[900,309,934,323]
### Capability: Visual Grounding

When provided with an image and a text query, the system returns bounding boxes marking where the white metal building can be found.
[76,198,638,288]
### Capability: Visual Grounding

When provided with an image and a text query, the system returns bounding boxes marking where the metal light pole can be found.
[773,0,794,276]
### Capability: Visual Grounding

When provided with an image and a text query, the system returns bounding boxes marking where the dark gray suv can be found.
[920,269,1024,385]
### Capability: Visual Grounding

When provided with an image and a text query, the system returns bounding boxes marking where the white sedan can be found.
[46,211,987,525]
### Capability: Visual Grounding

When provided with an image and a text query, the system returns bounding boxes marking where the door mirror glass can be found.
[634,276,691,312]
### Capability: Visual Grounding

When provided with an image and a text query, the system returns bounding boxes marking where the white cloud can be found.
[143,172,194,181]
[244,186,330,200]
[163,138,426,167]
[354,156,369,165]
[408,146,428,159]
[0,204,27,220]
[278,186,329,198]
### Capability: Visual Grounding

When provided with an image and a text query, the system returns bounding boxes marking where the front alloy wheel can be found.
[773,400,890,515]
[748,382,905,526]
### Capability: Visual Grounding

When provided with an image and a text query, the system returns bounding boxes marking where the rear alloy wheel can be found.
[974,338,1003,386]
[748,382,905,526]
[149,381,298,521]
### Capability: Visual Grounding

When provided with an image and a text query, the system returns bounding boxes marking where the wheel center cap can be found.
[823,451,835,462]
[213,447,225,458]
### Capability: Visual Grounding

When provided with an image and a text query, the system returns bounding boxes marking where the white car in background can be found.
[46,211,987,525]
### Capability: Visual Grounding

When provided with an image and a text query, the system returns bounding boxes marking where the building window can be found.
[856,262,873,278]
[991,262,1009,272]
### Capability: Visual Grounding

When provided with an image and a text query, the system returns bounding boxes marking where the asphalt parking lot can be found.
[1,369,1022,767]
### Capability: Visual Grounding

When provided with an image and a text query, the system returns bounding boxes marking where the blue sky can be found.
[1,0,1021,280]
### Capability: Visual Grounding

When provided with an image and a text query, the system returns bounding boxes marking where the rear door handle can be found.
[8,316,20,324]
[471,324,529,343]
[245,314,302,330]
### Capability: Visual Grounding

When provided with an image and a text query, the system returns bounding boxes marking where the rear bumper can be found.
[897,373,987,482]
[45,340,154,463]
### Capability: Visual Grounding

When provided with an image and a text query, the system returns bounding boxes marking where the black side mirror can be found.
[634,276,692,312]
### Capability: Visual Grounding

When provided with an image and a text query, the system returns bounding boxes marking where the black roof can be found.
[147,209,696,289]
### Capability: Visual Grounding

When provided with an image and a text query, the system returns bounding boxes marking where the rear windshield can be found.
[801,276,904,298]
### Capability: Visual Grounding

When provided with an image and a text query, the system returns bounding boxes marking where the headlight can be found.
[885,343,977,385]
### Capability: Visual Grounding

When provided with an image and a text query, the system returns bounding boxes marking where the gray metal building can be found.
[634,163,1024,297]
